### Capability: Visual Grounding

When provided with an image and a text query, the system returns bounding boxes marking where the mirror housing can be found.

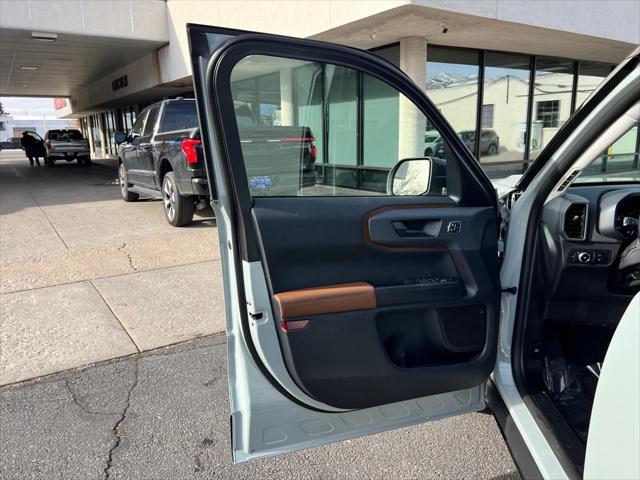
[114,132,128,145]
[386,158,433,196]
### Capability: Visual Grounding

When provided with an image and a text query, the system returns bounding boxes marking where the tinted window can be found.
[48,130,83,140]
[158,102,199,132]
[229,54,453,197]
[131,110,147,136]
[142,106,159,136]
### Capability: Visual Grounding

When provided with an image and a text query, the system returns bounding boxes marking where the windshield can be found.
[425,135,439,143]
[49,130,83,140]
[458,131,475,141]
[574,122,640,184]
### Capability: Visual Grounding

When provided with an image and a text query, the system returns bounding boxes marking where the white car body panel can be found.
[584,293,640,480]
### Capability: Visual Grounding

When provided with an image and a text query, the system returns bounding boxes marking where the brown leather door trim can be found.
[274,282,376,319]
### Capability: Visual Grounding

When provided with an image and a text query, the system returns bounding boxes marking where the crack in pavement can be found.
[104,358,140,480]
[116,242,138,272]
[64,379,121,417]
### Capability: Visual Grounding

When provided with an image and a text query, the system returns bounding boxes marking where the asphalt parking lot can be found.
[1,336,520,480]
[0,149,520,479]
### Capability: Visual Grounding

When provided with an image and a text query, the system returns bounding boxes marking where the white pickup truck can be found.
[44,129,91,166]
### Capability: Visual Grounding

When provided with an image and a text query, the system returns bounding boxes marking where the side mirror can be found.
[114,132,128,145]
[386,158,433,196]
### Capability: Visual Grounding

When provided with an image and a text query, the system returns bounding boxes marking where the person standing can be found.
[20,132,41,167]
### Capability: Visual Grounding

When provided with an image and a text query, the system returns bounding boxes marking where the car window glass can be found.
[158,102,199,132]
[142,107,159,136]
[228,54,453,197]
[131,110,147,136]
[48,130,82,140]
[577,122,640,184]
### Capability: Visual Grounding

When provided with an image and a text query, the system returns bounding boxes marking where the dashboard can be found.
[539,184,640,326]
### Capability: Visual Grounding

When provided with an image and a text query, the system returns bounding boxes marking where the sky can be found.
[0,97,57,119]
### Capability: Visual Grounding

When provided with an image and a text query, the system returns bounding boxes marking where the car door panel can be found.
[188,24,500,461]
[251,196,498,409]
[236,258,485,461]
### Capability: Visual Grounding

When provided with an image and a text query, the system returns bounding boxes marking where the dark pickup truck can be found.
[115,98,207,226]
[115,98,317,226]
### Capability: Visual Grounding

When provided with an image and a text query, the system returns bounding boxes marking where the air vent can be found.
[564,203,587,240]
[557,169,582,192]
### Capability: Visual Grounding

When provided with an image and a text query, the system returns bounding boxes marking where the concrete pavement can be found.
[0,336,520,480]
[0,150,224,385]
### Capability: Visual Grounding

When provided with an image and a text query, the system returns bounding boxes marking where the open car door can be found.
[188,24,501,462]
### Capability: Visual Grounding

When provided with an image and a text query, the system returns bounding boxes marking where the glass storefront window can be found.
[363,74,399,167]
[293,63,324,163]
[528,57,574,160]
[575,61,611,110]
[326,65,358,166]
[480,52,531,175]
[92,115,101,153]
[426,47,480,156]
[364,45,401,168]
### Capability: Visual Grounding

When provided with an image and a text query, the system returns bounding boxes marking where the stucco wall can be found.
[0,0,168,41]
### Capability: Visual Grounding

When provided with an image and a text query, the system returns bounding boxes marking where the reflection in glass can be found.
[481,53,531,175]
[326,65,358,165]
[580,123,639,181]
[363,75,399,167]
[392,159,432,196]
[229,54,445,197]
[529,57,574,160]
[576,61,611,109]
[426,47,480,156]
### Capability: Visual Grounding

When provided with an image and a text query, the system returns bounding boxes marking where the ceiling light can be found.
[20,66,39,70]
[32,31,58,42]
[19,84,30,87]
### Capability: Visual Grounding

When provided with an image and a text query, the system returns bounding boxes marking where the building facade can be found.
[1,0,638,179]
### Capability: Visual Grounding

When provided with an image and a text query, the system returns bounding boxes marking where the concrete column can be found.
[97,114,107,158]
[398,37,427,160]
[86,116,96,157]
[279,68,294,126]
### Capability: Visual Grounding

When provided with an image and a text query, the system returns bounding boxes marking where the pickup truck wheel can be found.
[162,172,194,227]
[82,156,92,166]
[46,156,55,167]
[119,163,139,202]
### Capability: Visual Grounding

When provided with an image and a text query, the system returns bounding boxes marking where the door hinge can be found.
[501,287,517,294]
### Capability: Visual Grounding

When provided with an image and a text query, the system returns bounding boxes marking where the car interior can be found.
[515,115,639,474]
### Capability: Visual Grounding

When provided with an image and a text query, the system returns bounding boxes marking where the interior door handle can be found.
[391,220,440,237]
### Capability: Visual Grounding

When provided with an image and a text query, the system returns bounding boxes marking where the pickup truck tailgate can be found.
[49,139,89,153]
